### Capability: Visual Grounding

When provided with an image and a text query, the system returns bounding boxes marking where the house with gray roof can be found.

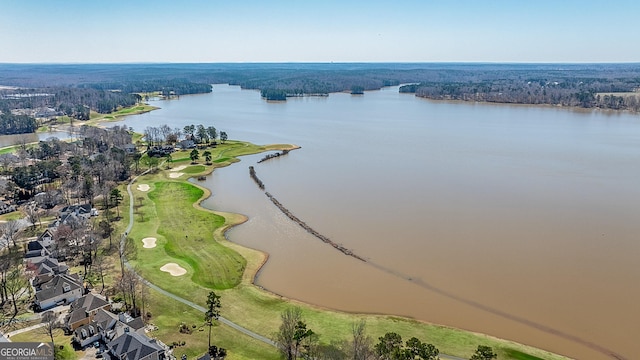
[31,257,68,277]
[71,307,149,350]
[60,204,92,218]
[64,293,111,331]
[105,330,166,360]
[73,322,101,348]
[34,273,84,311]
[24,244,51,264]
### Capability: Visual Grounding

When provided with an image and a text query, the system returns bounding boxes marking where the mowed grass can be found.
[11,328,81,360]
[0,210,23,221]
[132,181,245,290]
[182,165,206,174]
[145,286,280,360]
[124,141,567,360]
[87,104,158,124]
[503,349,546,360]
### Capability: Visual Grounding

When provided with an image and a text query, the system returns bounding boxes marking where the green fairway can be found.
[181,164,206,174]
[144,181,245,289]
[87,104,158,124]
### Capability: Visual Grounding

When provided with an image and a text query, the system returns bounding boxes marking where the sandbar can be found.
[160,263,187,276]
[141,237,157,248]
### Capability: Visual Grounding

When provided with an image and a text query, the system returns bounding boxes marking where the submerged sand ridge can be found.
[160,263,187,276]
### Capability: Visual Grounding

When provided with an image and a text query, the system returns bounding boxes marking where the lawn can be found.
[144,286,280,360]
[0,210,23,221]
[181,165,206,174]
[11,328,81,360]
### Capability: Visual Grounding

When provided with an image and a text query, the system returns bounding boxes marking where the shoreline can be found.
[144,147,573,360]
[414,94,640,115]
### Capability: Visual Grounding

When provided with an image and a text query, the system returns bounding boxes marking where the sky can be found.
[1,0,639,63]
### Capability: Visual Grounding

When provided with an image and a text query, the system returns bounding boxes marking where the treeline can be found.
[143,124,222,147]
[0,87,139,117]
[0,113,37,135]
[1,63,639,108]
[54,87,138,114]
[274,308,498,360]
[402,78,640,111]
[81,79,212,96]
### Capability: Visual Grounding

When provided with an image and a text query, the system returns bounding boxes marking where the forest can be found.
[400,77,640,111]
[1,63,639,114]
[0,113,37,135]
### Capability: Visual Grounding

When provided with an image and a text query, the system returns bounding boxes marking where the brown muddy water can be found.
[111,84,640,360]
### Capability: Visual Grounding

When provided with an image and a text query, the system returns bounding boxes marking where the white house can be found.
[34,273,84,311]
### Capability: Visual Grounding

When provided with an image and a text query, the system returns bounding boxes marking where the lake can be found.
[0,131,70,148]
[109,84,640,360]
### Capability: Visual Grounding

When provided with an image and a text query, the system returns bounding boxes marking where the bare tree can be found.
[159,124,171,145]
[25,204,41,228]
[275,307,315,360]
[5,267,28,318]
[2,220,21,248]
[347,320,374,360]
[40,311,59,345]
[275,307,301,360]
[118,268,140,316]
[0,246,21,308]
[118,236,135,277]
[91,254,108,294]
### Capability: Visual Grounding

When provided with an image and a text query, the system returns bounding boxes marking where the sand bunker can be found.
[171,165,187,172]
[137,184,150,192]
[168,172,184,178]
[141,237,157,248]
[160,263,187,276]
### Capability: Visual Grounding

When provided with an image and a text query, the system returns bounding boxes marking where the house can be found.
[65,293,111,331]
[24,243,51,263]
[35,107,59,118]
[147,145,175,157]
[37,229,55,248]
[105,330,166,360]
[178,139,196,150]
[71,307,147,349]
[71,308,118,347]
[60,204,92,219]
[29,257,68,277]
[73,322,101,348]
[0,201,16,215]
[33,273,84,311]
[122,144,137,154]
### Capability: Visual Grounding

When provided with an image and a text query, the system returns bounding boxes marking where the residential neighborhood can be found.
[10,204,170,360]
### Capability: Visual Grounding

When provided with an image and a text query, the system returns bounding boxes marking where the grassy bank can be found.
[87,104,158,124]
[122,141,568,360]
